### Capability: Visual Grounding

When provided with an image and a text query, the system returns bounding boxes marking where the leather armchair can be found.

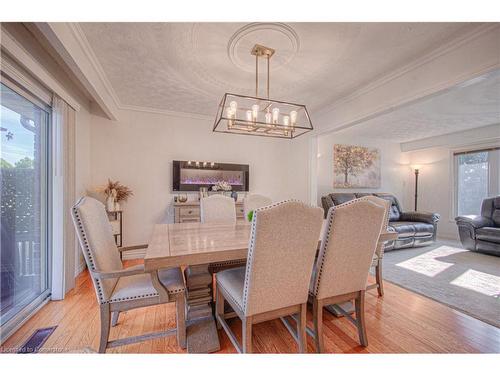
[455,196,500,256]
[321,192,440,251]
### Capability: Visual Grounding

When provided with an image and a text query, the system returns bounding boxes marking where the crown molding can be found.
[68,23,123,111]
[69,23,214,122]
[316,23,500,118]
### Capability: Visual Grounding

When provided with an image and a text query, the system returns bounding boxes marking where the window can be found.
[0,80,51,339]
[454,147,500,216]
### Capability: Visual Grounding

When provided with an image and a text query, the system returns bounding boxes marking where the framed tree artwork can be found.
[333,144,381,188]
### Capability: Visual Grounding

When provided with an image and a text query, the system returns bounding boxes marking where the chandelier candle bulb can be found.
[265,112,272,124]
[272,107,280,124]
[229,101,238,112]
[251,104,259,121]
[290,110,297,125]
[283,115,290,126]
[246,110,253,122]
[226,107,234,128]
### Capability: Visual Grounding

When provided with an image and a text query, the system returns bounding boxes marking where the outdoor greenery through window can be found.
[455,148,500,216]
[0,82,50,334]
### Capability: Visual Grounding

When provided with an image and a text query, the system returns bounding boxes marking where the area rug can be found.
[380,242,500,328]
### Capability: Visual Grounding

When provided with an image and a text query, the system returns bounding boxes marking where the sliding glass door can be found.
[0,81,50,339]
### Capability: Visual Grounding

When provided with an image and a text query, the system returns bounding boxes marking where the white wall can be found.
[88,109,309,246]
[315,130,408,207]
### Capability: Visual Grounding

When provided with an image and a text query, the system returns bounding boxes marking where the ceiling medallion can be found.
[213,44,313,139]
[227,23,300,73]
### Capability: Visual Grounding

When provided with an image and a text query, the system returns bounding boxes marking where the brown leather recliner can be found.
[321,193,440,251]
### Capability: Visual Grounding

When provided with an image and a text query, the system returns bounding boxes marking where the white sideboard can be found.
[173,201,245,223]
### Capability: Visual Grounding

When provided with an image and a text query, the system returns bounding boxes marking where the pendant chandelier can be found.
[213,44,313,139]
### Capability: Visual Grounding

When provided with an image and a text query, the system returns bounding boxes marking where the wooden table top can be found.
[144,222,251,271]
[144,221,398,271]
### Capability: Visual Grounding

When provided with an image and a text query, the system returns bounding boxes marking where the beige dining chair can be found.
[215,201,323,353]
[243,194,272,220]
[364,196,392,297]
[309,197,386,352]
[186,194,240,320]
[200,194,236,224]
[199,194,245,272]
[72,196,187,353]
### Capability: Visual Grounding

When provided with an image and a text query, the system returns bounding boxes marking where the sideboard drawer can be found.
[174,201,244,223]
[179,206,200,218]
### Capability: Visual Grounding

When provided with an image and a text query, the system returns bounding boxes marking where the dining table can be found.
[144,220,398,353]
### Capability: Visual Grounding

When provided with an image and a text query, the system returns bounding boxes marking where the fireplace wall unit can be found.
[172,160,249,192]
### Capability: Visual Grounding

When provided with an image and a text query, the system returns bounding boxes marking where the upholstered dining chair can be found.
[215,201,323,353]
[199,194,245,273]
[72,196,186,353]
[243,194,272,220]
[200,194,236,224]
[364,196,392,297]
[309,197,386,352]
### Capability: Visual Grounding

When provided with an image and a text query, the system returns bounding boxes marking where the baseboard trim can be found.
[75,262,86,277]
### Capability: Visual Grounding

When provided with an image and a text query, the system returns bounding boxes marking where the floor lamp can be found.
[411,165,421,211]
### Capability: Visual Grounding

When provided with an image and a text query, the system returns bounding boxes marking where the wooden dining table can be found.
[144,221,398,353]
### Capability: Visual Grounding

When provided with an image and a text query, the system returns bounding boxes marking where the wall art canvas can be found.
[333,144,381,188]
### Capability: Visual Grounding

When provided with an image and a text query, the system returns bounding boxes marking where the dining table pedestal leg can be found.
[325,302,355,317]
[184,265,221,353]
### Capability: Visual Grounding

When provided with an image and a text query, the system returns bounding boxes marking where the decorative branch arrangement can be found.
[96,179,133,211]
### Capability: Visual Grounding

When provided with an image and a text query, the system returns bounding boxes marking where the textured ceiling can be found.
[79,22,475,117]
[336,69,500,143]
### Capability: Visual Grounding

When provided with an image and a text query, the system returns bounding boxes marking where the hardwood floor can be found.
[1,260,499,353]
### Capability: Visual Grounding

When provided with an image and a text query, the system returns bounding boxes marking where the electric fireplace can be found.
[172,160,249,192]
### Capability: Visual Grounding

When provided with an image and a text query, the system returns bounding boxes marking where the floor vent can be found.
[17,326,57,354]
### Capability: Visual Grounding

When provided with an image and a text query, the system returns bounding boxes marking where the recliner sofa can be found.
[321,193,440,251]
[455,196,500,256]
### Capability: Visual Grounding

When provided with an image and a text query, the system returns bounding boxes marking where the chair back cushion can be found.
[481,196,500,227]
[363,196,391,258]
[72,196,122,303]
[243,194,272,220]
[243,201,323,316]
[312,197,385,299]
[200,195,236,224]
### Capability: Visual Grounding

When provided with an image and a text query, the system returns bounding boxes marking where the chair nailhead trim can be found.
[242,199,305,313]
[73,197,186,305]
[314,197,382,296]
[72,199,106,303]
[106,287,185,304]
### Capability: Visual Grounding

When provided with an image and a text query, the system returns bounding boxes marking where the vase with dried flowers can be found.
[98,179,134,212]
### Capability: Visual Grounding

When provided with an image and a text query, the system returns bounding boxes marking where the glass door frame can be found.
[0,75,52,344]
